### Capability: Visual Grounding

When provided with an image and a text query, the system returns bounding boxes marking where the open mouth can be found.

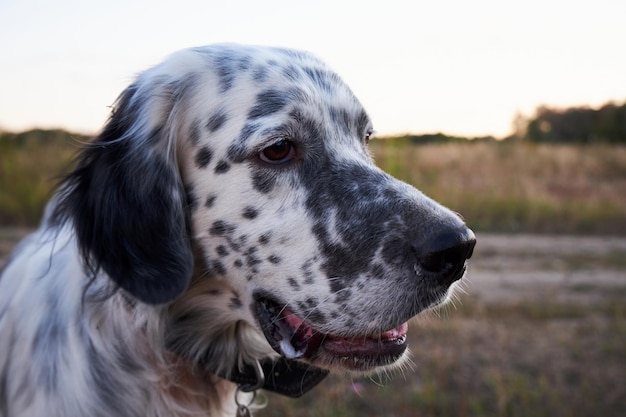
[255,296,408,372]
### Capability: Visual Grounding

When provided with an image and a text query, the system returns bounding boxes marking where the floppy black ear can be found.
[52,83,193,304]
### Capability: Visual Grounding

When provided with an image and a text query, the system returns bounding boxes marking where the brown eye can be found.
[365,130,374,143]
[259,140,296,164]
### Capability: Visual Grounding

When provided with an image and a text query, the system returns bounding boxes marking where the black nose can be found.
[413,226,476,287]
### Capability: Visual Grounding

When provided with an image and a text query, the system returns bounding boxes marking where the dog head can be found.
[53,44,475,376]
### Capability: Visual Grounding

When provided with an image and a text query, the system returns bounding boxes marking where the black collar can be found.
[222,357,328,398]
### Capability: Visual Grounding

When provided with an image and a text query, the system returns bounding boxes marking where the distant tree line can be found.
[376,100,626,145]
[520,102,626,144]
[376,133,498,145]
[0,128,89,149]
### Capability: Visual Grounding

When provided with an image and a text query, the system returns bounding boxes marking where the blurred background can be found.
[1,1,625,416]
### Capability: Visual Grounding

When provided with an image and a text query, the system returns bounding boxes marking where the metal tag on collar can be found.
[235,387,257,417]
[235,360,264,417]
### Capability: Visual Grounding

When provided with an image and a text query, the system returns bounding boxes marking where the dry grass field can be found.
[0,130,81,225]
[371,140,626,235]
[2,132,626,235]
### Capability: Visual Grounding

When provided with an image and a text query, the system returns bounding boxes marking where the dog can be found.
[0,44,475,417]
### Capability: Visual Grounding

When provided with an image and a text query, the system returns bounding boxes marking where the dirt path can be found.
[2,229,625,305]
[467,233,626,304]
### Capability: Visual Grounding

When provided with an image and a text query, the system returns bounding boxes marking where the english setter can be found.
[0,44,475,417]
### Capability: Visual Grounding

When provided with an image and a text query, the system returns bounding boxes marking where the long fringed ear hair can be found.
[52,75,194,304]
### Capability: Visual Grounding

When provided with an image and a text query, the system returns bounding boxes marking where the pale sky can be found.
[1,0,625,138]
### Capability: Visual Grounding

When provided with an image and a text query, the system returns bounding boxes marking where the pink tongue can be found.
[323,322,408,357]
[380,322,409,340]
[284,309,407,339]
[283,309,305,328]
[281,307,408,358]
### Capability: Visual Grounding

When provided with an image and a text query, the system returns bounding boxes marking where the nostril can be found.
[419,241,475,273]
[420,251,448,273]
[413,227,477,281]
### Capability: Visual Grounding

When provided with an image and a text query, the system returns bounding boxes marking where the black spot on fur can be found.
[237,56,252,71]
[244,246,262,268]
[215,160,230,174]
[253,66,269,83]
[248,89,289,120]
[268,255,281,264]
[209,260,226,275]
[305,297,319,308]
[307,310,327,325]
[242,206,259,219]
[223,234,248,255]
[302,260,315,285]
[209,220,236,236]
[288,277,301,290]
[207,110,229,133]
[234,259,243,268]
[205,194,217,208]
[239,122,260,144]
[227,236,244,252]
[195,146,213,169]
[215,53,236,93]
[258,233,271,245]
[216,245,229,257]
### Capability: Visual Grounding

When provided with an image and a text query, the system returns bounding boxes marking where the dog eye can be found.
[259,140,296,164]
[365,129,374,143]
